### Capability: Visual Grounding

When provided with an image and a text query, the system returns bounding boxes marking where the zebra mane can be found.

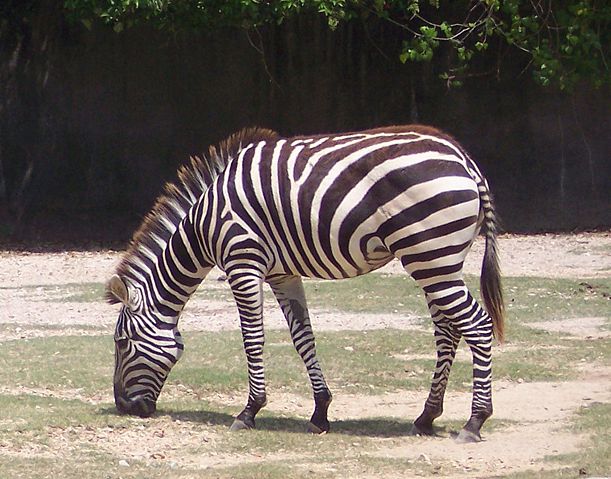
[107,127,280,304]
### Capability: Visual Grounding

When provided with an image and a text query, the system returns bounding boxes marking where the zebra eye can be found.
[115,335,129,349]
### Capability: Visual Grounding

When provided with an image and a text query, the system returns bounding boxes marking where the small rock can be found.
[417,453,432,465]
[118,459,130,467]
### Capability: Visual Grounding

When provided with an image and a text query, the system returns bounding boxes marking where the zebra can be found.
[106,124,504,443]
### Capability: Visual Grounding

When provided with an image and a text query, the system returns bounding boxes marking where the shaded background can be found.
[1,9,609,246]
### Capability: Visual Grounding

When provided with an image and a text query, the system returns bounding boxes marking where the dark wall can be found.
[1,12,609,244]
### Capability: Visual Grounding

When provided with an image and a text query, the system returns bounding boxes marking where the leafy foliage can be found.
[61,0,354,30]
[384,0,611,89]
[60,0,610,89]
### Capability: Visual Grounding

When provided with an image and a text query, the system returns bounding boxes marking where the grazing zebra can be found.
[107,125,504,443]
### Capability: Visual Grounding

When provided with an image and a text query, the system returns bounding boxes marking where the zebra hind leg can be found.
[453,298,494,443]
[410,316,461,436]
[424,282,494,442]
[268,275,333,434]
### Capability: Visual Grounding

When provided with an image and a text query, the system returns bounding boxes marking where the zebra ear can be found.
[106,274,130,305]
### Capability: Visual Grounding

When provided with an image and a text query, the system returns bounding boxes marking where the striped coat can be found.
[107,125,504,443]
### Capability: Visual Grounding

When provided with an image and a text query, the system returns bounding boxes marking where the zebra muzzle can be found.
[114,392,157,418]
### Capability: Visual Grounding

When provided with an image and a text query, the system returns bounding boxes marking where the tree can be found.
[61,0,610,89]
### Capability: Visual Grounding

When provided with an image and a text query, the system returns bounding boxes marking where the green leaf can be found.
[407,0,419,15]
[440,21,451,38]
[419,25,437,38]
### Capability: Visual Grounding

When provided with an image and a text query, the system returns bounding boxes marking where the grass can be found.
[174,328,439,396]
[568,402,611,476]
[0,335,114,394]
[503,276,611,323]
[6,275,609,325]
[4,325,603,405]
[502,402,611,479]
[0,270,609,477]
[0,282,105,303]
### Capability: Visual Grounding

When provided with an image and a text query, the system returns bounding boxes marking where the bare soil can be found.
[0,232,610,477]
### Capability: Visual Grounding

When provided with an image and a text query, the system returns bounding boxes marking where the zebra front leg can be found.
[269,275,333,434]
[411,316,461,436]
[227,271,268,431]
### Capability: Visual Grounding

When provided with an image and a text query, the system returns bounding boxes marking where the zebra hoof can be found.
[229,418,252,432]
[307,421,329,435]
[455,428,481,443]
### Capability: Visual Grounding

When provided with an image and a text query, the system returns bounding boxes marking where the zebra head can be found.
[107,274,184,417]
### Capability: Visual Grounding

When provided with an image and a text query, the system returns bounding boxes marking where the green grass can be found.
[173,328,438,396]
[503,276,611,323]
[0,335,114,394]
[0,324,606,416]
[568,402,611,476]
[1,282,608,397]
[302,273,427,314]
[1,273,608,401]
[0,455,172,479]
[0,393,132,445]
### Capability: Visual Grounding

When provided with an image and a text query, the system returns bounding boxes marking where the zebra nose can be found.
[130,397,156,418]
[114,390,156,418]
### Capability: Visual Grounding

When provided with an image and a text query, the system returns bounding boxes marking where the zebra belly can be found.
[265,248,395,280]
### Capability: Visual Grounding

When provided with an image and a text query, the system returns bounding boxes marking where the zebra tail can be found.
[479,182,506,344]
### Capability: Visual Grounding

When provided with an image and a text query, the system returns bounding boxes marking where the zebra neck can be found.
[142,214,213,321]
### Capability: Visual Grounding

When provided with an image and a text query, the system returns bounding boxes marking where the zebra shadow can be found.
[258,417,420,438]
[157,409,434,438]
[99,407,447,438]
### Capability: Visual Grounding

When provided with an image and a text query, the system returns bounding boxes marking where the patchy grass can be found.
[0,282,106,303]
[0,323,608,476]
[176,328,438,396]
[0,270,609,477]
[0,335,113,394]
[503,402,611,479]
[567,401,611,476]
[302,273,427,315]
[503,276,610,323]
[9,275,609,329]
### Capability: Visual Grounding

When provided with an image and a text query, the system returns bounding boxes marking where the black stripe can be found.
[389,216,478,252]
[411,262,464,281]
[399,240,472,265]
[380,190,479,242]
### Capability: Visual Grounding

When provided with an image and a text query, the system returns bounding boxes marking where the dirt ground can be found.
[1,231,610,477]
